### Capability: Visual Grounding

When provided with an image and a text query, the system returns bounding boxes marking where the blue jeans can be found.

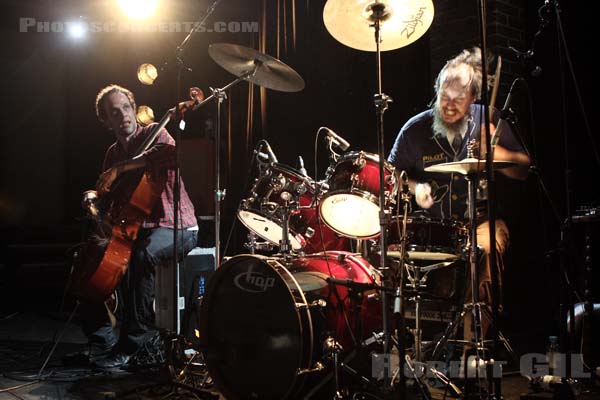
[81,227,198,353]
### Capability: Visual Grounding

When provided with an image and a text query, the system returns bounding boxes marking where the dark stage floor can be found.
[1,311,598,400]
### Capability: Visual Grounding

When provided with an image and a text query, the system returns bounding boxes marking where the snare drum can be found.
[198,251,381,400]
[387,216,467,261]
[319,151,397,239]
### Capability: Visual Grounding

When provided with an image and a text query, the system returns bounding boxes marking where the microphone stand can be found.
[164,0,223,335]
[477,0,501,397]
[149,1,223,398]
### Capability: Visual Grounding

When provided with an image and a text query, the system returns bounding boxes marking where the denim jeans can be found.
[80,227,198,354]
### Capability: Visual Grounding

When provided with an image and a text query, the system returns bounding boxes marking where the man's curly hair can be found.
[95,84,136,124]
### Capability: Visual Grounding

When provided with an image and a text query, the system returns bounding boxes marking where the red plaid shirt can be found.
[102,124,197,229]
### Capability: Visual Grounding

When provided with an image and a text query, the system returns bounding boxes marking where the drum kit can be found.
[197,0,519,399]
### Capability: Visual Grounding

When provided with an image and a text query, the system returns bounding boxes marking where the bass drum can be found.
[198,252,381,400]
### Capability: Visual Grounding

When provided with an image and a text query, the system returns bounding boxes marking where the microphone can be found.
[400,170,409,194]
[262,140,278,163]
[322,127,350,151]
[499,78,522,120]
[255,151,270,162]
[326,277,376,291]
[509,46,542,78]
[298,156,308,176]
[492,78,522,147]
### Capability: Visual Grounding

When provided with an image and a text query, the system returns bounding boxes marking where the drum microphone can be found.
[322,127,350,151]
[260,140,278,163]
[326,277,376,291]
[493,77,523,147]
[499,78,523,121]
[400,170,409,194]
[298,156,308,176]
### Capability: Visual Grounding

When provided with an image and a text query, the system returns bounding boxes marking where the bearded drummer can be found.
[387,47,530,339]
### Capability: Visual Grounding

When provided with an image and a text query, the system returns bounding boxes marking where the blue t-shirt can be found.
[387,104,525,221]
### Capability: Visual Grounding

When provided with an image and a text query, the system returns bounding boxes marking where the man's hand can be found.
[96,166,120,195]
[415,182,434,209]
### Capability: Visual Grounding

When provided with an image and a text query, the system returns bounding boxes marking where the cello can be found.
[69,88,204,303]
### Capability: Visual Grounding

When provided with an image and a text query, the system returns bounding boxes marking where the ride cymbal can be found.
[323,0,435,52]
[208,43,305,92]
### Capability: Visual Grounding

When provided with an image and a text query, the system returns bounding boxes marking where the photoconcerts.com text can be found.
[19,18,259,34]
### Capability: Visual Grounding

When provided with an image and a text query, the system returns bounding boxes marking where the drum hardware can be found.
[419,143,520,394]
[238,162,350,254]
[404,261,456,363]
[208,42,306,267]
[322,336,346,399]
[297,362,326,376]
[278,190,298,257]
[242,231,274,254]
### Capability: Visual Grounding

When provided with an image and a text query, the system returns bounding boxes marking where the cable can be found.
[37,303,79,379]
[0,381,38,393]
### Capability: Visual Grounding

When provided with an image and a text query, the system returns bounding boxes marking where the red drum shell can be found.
[320,152,397,239]
[198,251,381,400]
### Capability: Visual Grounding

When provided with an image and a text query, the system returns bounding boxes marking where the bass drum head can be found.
[198,255,312,400]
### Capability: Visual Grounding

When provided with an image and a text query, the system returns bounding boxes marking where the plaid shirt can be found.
[102,124,197,229]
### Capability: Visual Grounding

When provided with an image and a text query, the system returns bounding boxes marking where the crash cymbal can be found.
[323,0,435,52]
[208,43,305,92]
[424,158,519,175]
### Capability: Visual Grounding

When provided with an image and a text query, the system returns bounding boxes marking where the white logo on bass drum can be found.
[234,270,276,293]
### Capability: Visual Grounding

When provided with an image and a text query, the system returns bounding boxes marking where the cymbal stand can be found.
[463,153,488,395]
[404,263,426,363]
[367,7,400,393]
[189,66,260,267]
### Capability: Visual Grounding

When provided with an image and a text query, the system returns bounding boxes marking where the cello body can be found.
[70,172,163,303]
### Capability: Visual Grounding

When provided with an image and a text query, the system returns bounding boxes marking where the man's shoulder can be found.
[399,109,433,138]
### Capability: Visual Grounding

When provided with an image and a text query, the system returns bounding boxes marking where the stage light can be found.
[67,21,87,39]
[137,105,155,126]
[118,0,159,20]
[137,63,158,85]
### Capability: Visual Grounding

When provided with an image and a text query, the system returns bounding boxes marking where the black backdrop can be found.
[0,0,597,349]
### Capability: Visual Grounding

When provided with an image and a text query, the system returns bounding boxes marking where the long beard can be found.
[432,106,469,139]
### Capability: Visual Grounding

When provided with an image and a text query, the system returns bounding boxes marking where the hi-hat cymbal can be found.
[424,158,519,175]
[323,0,435,52]
[208,43,305,92]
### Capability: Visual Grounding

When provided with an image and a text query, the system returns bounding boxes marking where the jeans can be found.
[80,227,198,354]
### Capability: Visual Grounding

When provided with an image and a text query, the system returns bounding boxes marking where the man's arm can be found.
[493,144,531,180]
[96,128,176,194]
[480,121,531,181]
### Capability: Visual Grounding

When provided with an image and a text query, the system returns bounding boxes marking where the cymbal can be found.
[208,43,305,92]
[323,0,435,52]
[424,158,519,175]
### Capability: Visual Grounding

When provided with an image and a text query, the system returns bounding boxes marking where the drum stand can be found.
[243,232,274,254]
[423,168,489,396]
